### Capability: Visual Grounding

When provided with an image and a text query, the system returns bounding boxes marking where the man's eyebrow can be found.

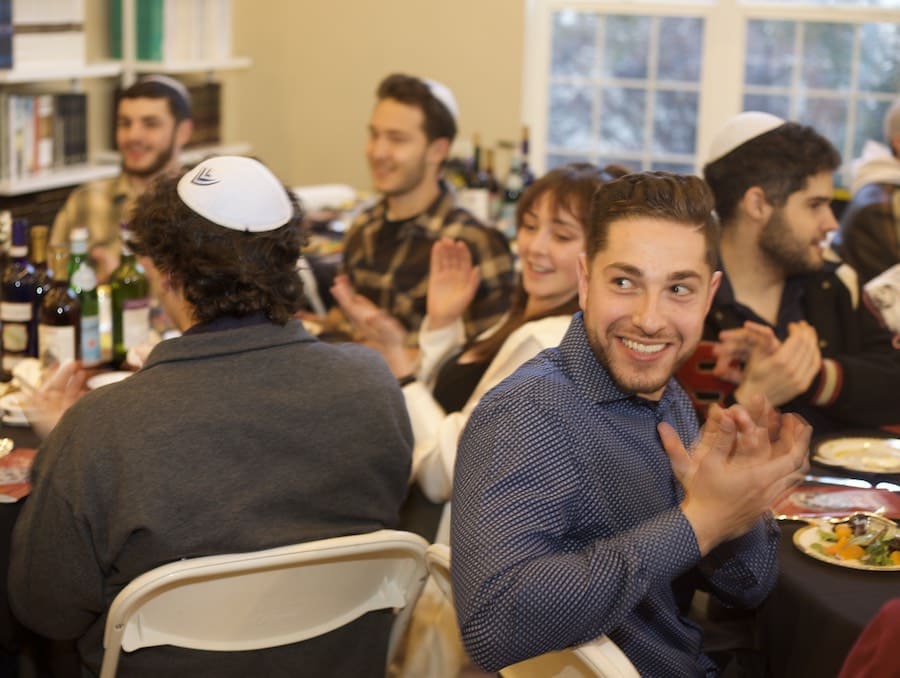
[669,270,703,281]
[604,262,644,277]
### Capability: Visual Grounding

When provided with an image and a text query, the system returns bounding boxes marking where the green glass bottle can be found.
[68,227,102,366]
[110,227,149,367]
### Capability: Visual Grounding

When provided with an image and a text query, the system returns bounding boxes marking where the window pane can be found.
[653,90,699,154]
[858,22,900,93]
[743,94,791,119]
[547,153,593,171]
[548,84,593,150]
[745,20,795,87]
[797,96,847,155]
[657,17,704,82]
[603,15,650,79]
[551,10,598,78]
[854,99,891,157]
[802,23,854,90]
[651,161,697,175]
[600,88,646,153]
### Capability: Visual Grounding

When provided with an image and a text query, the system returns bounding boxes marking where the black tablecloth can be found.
[757,522,900,678]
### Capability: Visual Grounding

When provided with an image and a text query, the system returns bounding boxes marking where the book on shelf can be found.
[0,0,11,69]
[110,0,232,63]
[9,0,85,69]
[0,90,87,181]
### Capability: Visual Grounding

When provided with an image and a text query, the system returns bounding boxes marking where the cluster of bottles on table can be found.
[0,212,149,376]
[445,125,535,240]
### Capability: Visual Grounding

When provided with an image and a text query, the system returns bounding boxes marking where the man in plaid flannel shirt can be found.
[340,73,515,347]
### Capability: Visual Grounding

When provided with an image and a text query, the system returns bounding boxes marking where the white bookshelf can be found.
[0,61,122,85]
[0,163,119,197]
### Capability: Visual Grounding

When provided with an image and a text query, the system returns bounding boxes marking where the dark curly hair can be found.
[127,172,307,325]
[376,73,457,143]
[703,122,840,225]
[588,171,720,272]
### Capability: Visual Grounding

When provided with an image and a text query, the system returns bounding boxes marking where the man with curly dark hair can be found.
[678,112,900,432]
[10,156,414,677]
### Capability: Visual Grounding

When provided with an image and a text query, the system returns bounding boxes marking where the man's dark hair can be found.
[588,171,721,272]
[703,122,841,225]
[128,173,306,325]
[376,73,457,143]
[118,78,192,123]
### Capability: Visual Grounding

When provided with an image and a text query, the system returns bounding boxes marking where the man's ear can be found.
[739,186,773,223]
[577,252,590,311]
[426,137,450,168]
[175,119,194,150]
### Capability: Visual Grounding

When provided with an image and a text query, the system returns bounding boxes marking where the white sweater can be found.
[403,314,573,502]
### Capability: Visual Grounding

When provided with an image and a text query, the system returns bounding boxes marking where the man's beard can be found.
[122,134,177,178]
[759,208,822,276]
[583,320,684,398]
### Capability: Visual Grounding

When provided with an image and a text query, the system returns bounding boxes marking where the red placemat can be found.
[773,483,900,520]
[0,448,37,501]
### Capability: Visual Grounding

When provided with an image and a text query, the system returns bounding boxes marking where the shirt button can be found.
[819,339,828,349]
[822,280,831,290]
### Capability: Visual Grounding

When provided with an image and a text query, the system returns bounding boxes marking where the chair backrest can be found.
[424,544,639,678]
[100,530,429,678]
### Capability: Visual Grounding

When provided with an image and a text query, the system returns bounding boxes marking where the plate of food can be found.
[812,437,900,474]
[793,513,900,571]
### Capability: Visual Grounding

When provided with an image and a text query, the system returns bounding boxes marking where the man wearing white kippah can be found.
[10,156,413,677]
[50,75,194,281]
[677,112,900,432]
[335,73,515,348]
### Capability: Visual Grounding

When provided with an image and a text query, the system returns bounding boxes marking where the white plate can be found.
[794,523,900,571]
[86,371,133,390]
[813,437,900,474]
[0,393,29,427]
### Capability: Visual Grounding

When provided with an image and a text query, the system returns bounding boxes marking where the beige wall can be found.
[229,0,525,189]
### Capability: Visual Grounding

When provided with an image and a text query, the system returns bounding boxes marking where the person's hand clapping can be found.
[659,400,810,555]
[732,321,822,407]
[22,361,89,440]
[426,237,481,330]
[712,321,778,384]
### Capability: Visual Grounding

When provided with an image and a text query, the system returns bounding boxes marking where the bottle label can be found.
[71,262,97,292]
[80,314,102,365]
[38,324,77,367]
[122,299,150,350]
[2,322,28,353]
[0,302,33,323]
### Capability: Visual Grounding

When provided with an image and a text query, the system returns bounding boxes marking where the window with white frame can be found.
[524,0,900,186]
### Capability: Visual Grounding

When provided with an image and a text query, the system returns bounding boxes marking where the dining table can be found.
[755,433,900,678]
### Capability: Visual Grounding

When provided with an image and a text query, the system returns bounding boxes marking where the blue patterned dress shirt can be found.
[451,312,780,677]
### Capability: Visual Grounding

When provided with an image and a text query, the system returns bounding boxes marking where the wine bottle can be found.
[38,246,80,368]
[110,227,150,367]
[497,155,525,240]
[0,219,39,371]
[29,224,51,313]
[469,133,483,187]
[68,227,102,366]
[520,125,536,188]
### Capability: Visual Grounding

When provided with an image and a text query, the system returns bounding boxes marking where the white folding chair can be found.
[100,530,429,678]
[425,543,639,678]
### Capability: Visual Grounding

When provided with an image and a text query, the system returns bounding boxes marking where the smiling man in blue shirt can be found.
[451,172,811,677]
